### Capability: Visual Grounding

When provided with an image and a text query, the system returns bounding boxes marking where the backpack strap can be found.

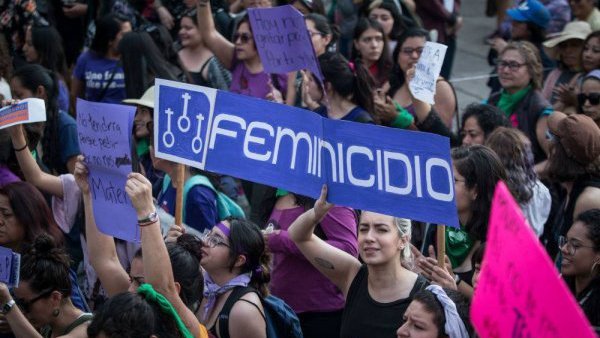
[218,286,261,338]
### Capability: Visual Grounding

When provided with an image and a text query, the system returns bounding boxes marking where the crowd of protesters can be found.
[0,0,598,337]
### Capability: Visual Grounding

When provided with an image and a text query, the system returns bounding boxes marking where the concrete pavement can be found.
[449,0,498,115]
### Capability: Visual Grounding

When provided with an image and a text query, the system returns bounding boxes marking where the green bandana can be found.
[445,225,474,268]
[497,85,531,117]
[136,138,150,157]
[137,284,193,338]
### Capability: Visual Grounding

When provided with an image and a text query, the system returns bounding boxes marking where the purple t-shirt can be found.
[73,51,126,104]
[267,205,358,313]
[229,56,287,100]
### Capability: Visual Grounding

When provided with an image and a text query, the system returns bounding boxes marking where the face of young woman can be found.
[234,22,258,61]
[127,257,146,293]
[200,222,234,272]
[582,36,600,72]
[397,36,426,74]
[452,165,476,217]
[497,49,532,93]
[0,194,25,249]
[357,211,404,265]
[369,8,394,37]
[13,281,57,328]
[23,27,39,63]
[560,221,600,277]
[580,78,600,123]
[179,16,202,48]
[9,77,35,100]
[558,39,584,70]
[396,300,440,338]
[354,27,385,65]
[461,116,485,146]
[134,106,152,139]
[306,19,330,57]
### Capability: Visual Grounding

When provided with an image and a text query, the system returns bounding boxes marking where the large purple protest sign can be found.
[76,99,139,242]
[248,5,323,80]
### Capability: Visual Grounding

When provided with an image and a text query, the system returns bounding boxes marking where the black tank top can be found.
[340,265,428,338]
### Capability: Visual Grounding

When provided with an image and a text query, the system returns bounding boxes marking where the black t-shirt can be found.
[340,265,429,338]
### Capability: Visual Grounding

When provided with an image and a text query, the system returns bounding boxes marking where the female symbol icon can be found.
[178,92,192,132]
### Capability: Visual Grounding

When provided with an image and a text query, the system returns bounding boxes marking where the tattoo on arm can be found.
[314,257,335,270]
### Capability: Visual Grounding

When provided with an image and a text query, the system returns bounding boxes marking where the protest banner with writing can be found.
[471,182,595,338]
[0,98,46,130]
[248,6,323,80]
[409,42,447,104]
[154,79,458,227]
[0,246,20,287]
[77,99,139,242]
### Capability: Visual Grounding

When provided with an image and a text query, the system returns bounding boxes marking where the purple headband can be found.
[215,222,230,238]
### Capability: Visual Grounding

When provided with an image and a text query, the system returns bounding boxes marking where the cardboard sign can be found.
[154,79,458,227]
[471,182,596,338]
[409,42,447,104]
[77,99,139,242]
[0,98,46,130]
[248,5,323,80]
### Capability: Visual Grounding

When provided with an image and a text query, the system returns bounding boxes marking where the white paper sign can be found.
[409,42,448,105]
[0,98,46,130]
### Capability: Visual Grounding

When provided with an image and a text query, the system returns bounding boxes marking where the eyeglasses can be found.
[401,47,424,56]
[233,32,252,44]
[202,234,231,248]
[14,289,55,313]
[577,93,600,106]
[558,236,596,256]
[308,31,324,38]
[496,60,526,71]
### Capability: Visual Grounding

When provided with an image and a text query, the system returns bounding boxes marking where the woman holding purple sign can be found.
[195,0,287,100]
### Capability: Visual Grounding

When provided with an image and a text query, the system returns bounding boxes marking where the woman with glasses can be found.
[190,217,270,338]
[559,209,600,331]
[486,41,553,165]
[578,69,600,127]
[196,0,287,100]
[379,28,457,130]
[0,234,92,338]
[543,112,600,259]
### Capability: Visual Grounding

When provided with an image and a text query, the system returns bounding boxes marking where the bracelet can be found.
[13,142,28,152]
[138,219,159,227]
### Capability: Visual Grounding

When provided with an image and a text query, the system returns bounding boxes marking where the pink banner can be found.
[471,182,595,338]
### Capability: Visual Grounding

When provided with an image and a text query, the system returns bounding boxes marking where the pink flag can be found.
[471,181,595,338]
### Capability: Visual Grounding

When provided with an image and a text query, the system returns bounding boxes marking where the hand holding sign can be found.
[409,42,447,104]
[0,98,46,130]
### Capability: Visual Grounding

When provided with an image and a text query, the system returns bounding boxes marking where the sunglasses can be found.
[577,93,600,106]
[233,32,253,44]
[14,289,55,313]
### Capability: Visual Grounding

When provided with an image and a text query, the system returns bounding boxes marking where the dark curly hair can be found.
[87,292,183,338]
[485,127,537,204]
[20,234,71,297]
[460,103,511,139]
[410,288,473,338]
